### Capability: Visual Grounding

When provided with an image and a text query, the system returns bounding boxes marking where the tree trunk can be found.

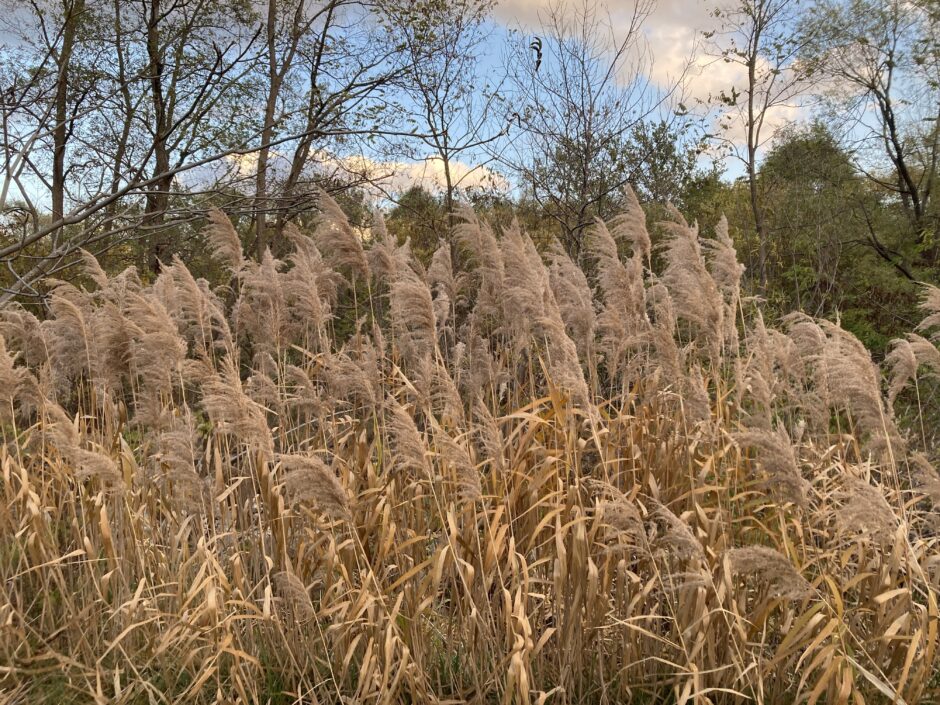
[52,0,84,224]
[746,37,768,291]
[145,0,171,273]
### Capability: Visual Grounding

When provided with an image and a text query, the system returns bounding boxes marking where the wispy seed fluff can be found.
[314,189,370,282]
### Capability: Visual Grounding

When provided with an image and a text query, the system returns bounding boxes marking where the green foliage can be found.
[387,186,446,265]
[685,121,929,356]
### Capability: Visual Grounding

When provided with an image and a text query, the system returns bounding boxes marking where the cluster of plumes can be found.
[886,284,940,406]
[2,189,939,705]
[734,425,810,508]
[0,186,928,509]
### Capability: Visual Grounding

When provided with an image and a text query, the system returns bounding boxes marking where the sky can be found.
[394,0,810,194]
[3,0,818,208]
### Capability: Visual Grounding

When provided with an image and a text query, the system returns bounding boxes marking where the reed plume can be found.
[608,184,651,263]
[724,546,812,600]
[313,189,370,281]
[659,206,724,353]
[279,453,350,521]
[203,208,245,275]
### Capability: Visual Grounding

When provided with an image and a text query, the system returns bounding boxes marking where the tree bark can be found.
[52,0,84,224]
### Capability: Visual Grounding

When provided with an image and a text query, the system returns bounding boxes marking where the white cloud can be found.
[491,0,809,152]
[222,149,508,199]
[315,152,508,195]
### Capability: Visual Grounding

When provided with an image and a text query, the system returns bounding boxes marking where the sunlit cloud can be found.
[491,0,810,153]
[222,149,507,199]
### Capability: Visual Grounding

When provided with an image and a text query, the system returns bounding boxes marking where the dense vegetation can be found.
[2,192,940,703]
[1,0,939,702]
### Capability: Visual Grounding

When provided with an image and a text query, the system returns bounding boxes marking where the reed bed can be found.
[1,190,939,704]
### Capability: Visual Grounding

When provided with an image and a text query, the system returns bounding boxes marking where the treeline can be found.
[0,0,937,350]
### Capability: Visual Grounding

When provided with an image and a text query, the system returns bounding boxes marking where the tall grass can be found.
[1,189,939,704]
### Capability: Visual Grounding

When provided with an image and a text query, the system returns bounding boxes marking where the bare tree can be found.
[378,0,501,224]
[269,1,411,238]
[499,0,687,259]
[252,0,323,257]
[707,0,815,290]
[0,0,416,299]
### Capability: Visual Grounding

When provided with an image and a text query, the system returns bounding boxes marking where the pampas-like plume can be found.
[835,477,897,542]
[234,251,287,353]
[703,216,744,347]
[279,453,350,520]
[282,225,340,349]
[916,284,940,341]
[724,546,812,600]
[433,422,481,503]
[203,208,244,275]
[45,404,123,488]
[535,311,592,412]
[273,570,316,620]
[683,365,711,424]
[885,334,940,405]
[287,224,343,305]
[910,452,940,509]
[499,222,548,343]
[702,216,744,303]
[458,334,505,400]
[80,249,110,290]
[587,219,648,372]
[164,258,235,361]
[322,346,381,409]
[313,189,369,281]
[608,185,651,263]
[0,304,48,368]
[472,398,505,474]
[42,281,101,391]
[454,207,505,329]
[547,240,596,360]
[734,426,809,507]
[658,207,724,353]
[367,231,399,286]
[371,207,392,247]
[429,359,467,426]
[817,319,904,457]
[0,334,24,419]
[647,499,704,562]
[385,397,427,475]
[124,292,187,391]
[390,256,437,370]
[739,312,801,429]
[246,354,282,412]
[598,491,646,552]
[282,363,327,416]
[201,356,274,457]
[453,206,504,285]
[428,242,465,306]
[150,411,206,511]
[498,224,591,409]
[646,275,676,334]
